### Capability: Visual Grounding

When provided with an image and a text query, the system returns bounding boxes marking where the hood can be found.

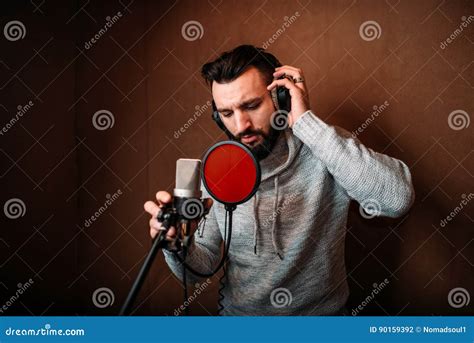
[252,129,303,259]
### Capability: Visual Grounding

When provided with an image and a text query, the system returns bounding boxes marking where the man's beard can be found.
[229,126,281,161]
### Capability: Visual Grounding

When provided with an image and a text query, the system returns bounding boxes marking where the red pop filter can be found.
[202,141,261,206]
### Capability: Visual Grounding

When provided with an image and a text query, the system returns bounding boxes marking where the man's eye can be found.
[246,103,260,110]
[221,112,232,118]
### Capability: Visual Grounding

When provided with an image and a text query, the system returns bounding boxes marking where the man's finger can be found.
[273,68,306,92]
[203,198,213,210]
[273,69,302,80]
[150,228,159,239]
[166,226,176,240]
[144,201,160,217]
[149,217,161,230]
[155,191,172,206]
[267,78,299,95]
[275,65,303,74]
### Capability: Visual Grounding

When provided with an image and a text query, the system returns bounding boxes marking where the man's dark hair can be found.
[201,45,282,86]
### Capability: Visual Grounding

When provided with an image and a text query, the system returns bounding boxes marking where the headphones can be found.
[211,82,291,138]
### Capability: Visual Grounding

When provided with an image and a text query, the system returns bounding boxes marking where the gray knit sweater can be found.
[163,110,415,315]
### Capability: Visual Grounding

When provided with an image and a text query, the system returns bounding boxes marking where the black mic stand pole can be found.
[119,230,167,316]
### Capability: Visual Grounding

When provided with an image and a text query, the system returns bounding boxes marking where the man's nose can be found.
[234,110,252,134]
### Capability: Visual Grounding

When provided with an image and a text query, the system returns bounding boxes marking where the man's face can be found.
[212,67,280,160]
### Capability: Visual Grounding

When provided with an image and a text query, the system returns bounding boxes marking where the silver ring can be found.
[293,76,304,83]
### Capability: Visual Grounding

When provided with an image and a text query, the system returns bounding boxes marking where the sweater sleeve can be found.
[162,188,223,284]
[292,110,415,218]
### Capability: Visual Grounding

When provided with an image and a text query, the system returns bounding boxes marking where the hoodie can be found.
[163,110,415,315]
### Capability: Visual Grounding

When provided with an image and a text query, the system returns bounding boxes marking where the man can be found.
[144,45,415,315]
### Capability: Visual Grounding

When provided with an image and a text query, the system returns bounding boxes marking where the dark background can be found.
[0,0,473,316]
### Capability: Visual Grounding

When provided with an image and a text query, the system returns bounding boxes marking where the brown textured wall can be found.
[0,0,472,316]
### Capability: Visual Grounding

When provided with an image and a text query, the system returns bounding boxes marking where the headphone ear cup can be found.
[212,101,226,131]
[212,100,233,138]
[276,86,291,113]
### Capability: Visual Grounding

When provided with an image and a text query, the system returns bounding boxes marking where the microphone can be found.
[158,159,207,250]
[120,158,207,315]
[120,141,260,315]
[174,159,201,198]
[174,159,204,220]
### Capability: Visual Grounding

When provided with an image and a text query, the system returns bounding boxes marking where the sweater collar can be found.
[260,129,302,181]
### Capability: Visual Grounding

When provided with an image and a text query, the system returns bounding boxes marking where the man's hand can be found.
[144,191,213,242]
[267,65,310,128]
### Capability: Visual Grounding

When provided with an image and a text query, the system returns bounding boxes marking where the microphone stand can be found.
[119,230,167,316]
[120,205,236,316]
